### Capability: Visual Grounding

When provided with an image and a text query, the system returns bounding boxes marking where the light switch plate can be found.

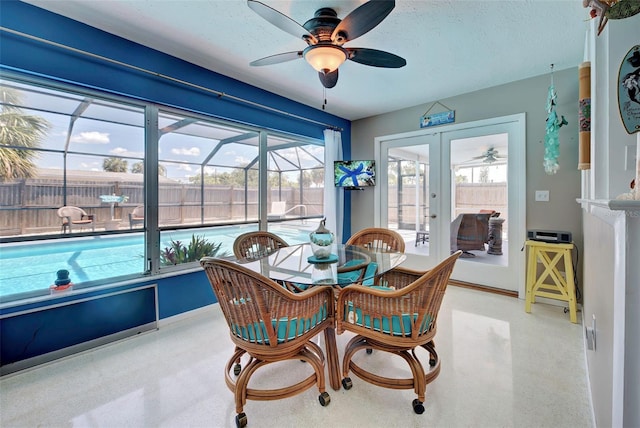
[535,190,549,202]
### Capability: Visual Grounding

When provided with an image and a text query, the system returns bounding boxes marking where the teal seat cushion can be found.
[231,301,328,344]
[361,262,379,286]
[344,289,433,336]
[337,259,366,285]
[338,260,380,286]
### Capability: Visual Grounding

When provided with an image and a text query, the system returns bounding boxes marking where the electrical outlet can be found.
[535,190,549,202]
[585,315,596,351]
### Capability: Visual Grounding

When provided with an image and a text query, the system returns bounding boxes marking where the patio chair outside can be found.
[57,206,95,233]
[450,212,492,256]
[267,201,307,220]
[128,205,144,229]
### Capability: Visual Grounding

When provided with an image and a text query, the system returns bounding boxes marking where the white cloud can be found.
[80,161,100,168]
[109,147,143,157]
[177,164,193,171]
[235,156,250,166]
[171,147,200,156]
[70,131,110,144]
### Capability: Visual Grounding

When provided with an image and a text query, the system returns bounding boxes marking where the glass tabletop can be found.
[235,243,406,287]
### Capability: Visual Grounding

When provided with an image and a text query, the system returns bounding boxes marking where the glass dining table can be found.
[234,242,407,288]
[233,242,407,390]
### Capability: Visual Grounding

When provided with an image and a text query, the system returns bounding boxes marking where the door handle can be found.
[430,214,437,219]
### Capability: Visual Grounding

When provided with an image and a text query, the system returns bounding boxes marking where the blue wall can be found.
[0,1,351,142]
[0,0,352,368]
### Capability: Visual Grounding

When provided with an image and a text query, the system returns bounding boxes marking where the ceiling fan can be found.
[247,0,407,89]
[463,147,507,165]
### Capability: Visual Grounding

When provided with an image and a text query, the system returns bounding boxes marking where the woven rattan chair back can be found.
[199,257,335,427]
[335,250,462,415]
[346,227,406,253]
[233,231,289,260]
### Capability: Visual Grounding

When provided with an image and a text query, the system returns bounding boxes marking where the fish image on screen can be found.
[334,160,376,188]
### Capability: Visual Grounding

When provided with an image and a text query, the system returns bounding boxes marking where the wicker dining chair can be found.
[346,227,406,253]
[233,231,289,260]
[336,250,462,414]
[341,227,406,286]
[232,231,309,293]
[200,257,336,428]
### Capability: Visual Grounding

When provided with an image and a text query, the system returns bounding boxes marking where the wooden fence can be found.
[0,178,324,237]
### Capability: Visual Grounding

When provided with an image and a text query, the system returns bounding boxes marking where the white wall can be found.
[590,16,639,199]
[351,68,583,271]
[582,14,640,428]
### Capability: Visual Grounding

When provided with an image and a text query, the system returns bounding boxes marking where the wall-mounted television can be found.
[334,160,376,188]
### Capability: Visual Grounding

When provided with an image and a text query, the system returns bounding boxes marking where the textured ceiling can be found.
[23,0,589,121]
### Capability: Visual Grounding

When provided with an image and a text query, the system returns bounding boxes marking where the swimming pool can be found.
[0,224,314,298]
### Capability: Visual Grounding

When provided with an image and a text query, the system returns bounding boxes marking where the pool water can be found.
[0,224,313,298]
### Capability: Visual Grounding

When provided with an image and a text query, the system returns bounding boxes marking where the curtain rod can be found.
[0,27,343,132]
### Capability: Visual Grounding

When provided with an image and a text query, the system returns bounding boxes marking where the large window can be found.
[0,75,325,301]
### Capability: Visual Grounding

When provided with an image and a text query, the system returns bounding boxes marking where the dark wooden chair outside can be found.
[57,206,95,233]
[336,251,462,414]
[450,213,493,256]
[233,231,289,261]
[128,205,144,229]
[200,258,337,428]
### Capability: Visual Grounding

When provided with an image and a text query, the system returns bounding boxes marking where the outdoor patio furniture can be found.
[267,201,307,220]
[450,213,492,256]
[128,205,144,229]
[57,206,95,233]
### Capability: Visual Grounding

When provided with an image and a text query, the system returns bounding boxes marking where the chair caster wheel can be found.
[429,358,436,367]
[412,399,425,414]
[342,377,353,390]
[319,391,331,406]
[233,363,241,376]
[366,348,373,355]
[235,412,247,428]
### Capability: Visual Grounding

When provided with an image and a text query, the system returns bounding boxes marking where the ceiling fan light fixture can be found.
[303,45,347,73]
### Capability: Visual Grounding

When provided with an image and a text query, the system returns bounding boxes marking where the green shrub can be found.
[160,234,227,266]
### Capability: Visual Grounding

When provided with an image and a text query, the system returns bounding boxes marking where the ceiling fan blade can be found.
[331,0,395,44]
[247,0,317,43]
[249,51,303,66]
[347,48,406,68]
[318,69,339,89]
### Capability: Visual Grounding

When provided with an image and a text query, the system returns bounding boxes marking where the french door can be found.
[375,114,526,295]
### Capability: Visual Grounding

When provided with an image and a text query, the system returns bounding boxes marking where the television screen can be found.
[334,160,376,187]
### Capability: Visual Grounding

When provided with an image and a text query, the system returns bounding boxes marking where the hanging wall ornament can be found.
[583,0,640,36]
[618,45,640,134]
[578,62,591,170]
[544,64,568,175]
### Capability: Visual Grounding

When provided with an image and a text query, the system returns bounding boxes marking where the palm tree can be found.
[0,86,50,181]
[103,157,128,172]
[131,161,166,176]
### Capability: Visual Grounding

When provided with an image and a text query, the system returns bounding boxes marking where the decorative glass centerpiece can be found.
[309,218,335,259]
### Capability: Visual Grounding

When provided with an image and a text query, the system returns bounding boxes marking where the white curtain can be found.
[323,129,343,243]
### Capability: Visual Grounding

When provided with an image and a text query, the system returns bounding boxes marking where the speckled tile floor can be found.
[0,286,593,428]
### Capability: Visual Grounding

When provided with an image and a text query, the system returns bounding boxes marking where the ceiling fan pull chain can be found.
[322,87,327,110]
